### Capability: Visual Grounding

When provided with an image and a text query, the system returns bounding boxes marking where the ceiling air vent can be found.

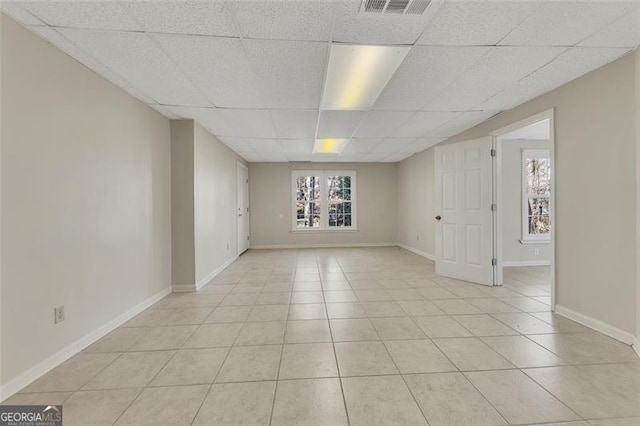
[362,0,431,15]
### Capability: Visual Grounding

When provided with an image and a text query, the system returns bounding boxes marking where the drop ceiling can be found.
[2,0,639,162]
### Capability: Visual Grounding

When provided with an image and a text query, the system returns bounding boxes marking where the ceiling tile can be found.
[381,152,413,162]
[353,112,415,138]
[422,46,565,111]
[168,106,234,137]
[341,138,384,155]
[149,104,180,119]
[286,153,313,162]
[238,151,262,162]
[417,1,537,46]
[373,46,491,111]
[372,138,418,153]
[477,47,631,110]
[231,0,333,41]
[279,139,315,154]
[579,7,640,48]
[216,137,255,152]
[390,111,459,138]
[258,152,288,162]
[427,111,499,139]
[21,1,141,31]
[407,137,448,153]
[214,109,277,138]
[59,28,211,106]
[500,1,637,46]
[28,26,156,104]
[270,111,319,138]
[244,139,284,153]
[124,1,237,37]
[243,39,328,109]
[316,111,368,139]
[332,0,442,45]
[361,153,393,162]
[1,2,46,25]
[152,33,264,108]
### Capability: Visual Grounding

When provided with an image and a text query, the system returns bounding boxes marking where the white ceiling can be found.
[3,0,639,163]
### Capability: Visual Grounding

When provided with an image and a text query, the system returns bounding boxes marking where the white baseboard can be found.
[502,260,551,267]
[171,284,196,292]
[555,304,639,353]
[195,255,238,291]
[0,286,171,402]
[632,336,640,359]
[250,242,396,250]
[396,243,435,261]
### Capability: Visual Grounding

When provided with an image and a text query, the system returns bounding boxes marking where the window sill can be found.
[290,228,359,234]
[519,239,551,245]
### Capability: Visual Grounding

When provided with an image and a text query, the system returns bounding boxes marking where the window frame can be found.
[291,170,357,232]
[521,149,551,243]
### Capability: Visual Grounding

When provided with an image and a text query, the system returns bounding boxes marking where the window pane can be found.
[344,202,351,214]
[525,158,551,196]
[344,176,351,188]
[344,215,352,227]
[344,189,351,201]
[296,176,321,202]
[528,214,550,235]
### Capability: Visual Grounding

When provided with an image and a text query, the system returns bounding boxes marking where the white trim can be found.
[0,286,171,402]
[172,255,239,292]
[171,284,197,293]
[502,260,551,267]
[555,305,639,352]
[633,336,640,359]
[251,242,395,250]
[396,244,435,261]
[196,255,238,291]
[491,108,556,308]
[290,228,360,234]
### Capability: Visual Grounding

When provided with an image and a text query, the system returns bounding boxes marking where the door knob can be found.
[435,215,441,220]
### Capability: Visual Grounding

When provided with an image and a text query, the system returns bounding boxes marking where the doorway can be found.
[434,109,555,308]
[237,162,250,255]
[491,109,555,307]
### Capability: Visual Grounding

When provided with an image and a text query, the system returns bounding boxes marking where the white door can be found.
[237,163,250,255]
[434,137,494,286]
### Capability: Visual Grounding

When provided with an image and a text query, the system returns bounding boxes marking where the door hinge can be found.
[247,235,250,241]
[491,203,497,212]
[491,258,497,266]
[490,149,496,157]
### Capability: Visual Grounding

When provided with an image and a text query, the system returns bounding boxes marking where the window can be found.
[292,171,357,230]
[522,149,551,242]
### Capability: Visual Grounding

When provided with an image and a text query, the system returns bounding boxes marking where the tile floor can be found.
[3,247,639,425]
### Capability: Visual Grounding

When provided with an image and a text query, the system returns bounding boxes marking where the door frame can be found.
[489,108,556,309]
[236,162,249,256]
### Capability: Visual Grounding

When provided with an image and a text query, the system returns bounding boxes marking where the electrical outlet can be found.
[534,248,540,256]
[226,243,230,250]
[54,306,65,324]
[416,234,420,241]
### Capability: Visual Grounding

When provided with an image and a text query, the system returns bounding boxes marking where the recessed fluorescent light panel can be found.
[321,44,410,110]
[313,138,350,154]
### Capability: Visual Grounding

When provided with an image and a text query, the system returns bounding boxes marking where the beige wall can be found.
[193,122,246,284]
[421,52,637,334]
[1,14,171,393]
[170,120,247,291]
[502,139,552,264]
[171,121,195,288]
[397,148,435,257]
[636,48,640,346]
[249,163,398,248]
